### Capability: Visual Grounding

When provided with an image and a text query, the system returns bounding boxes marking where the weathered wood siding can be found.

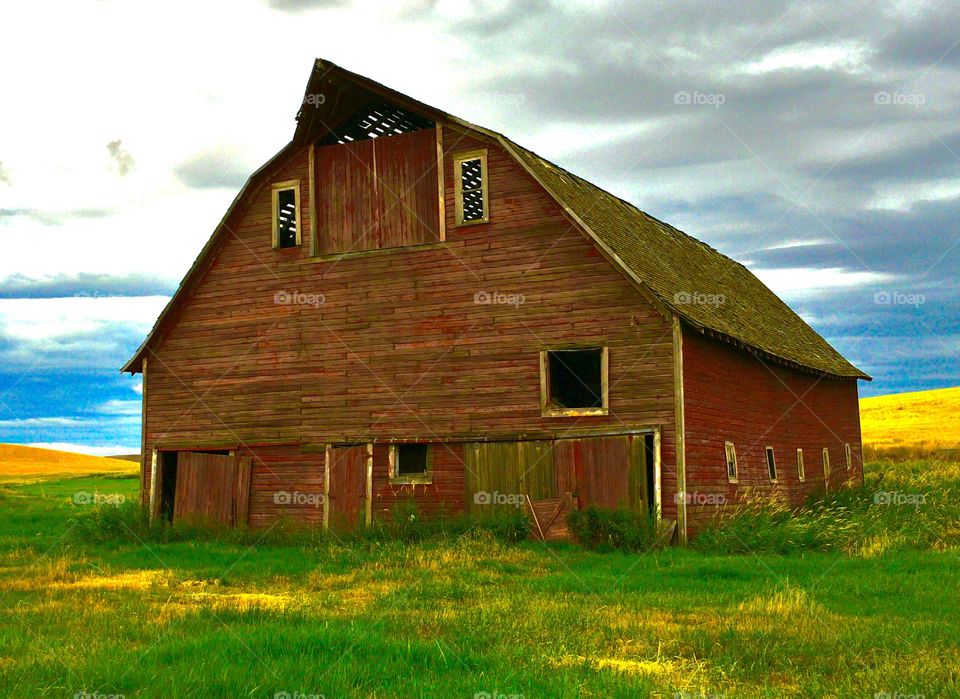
[141,123,679,525]
[681,327,864,534]
[240,444,325,529]
[371,442,466,520]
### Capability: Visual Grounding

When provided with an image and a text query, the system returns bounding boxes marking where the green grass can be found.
[1,463,959,697]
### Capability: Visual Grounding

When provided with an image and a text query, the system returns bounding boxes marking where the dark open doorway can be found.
[158,451,178,522]
[644,433,657,517]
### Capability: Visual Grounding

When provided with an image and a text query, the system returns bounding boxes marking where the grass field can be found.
[1,459,959,697]
[861,386,960,456]
[0,443,138,481]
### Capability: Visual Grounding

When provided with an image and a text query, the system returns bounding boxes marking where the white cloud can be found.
[26,442,139,457]
[0,415,141,428]
[0,296,168,342]
[96,400,142,416]
[759,238,833,252]
[739,42,867,75]
[753,267,892,297]
[0,417,86,427]
[868,178,960,211]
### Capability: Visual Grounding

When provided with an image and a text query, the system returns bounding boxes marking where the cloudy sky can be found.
[1,0,958,454]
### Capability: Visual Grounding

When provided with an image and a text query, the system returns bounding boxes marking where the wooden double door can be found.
[159,451,252,527]
[464,434,656,532]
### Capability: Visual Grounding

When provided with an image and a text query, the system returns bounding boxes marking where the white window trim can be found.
[845,443,852,470]
[539,347,609,417]
[822,447,831,481]
[453,149,489,226]
[724,441,738,484]
[765,446,778,483]
[797,448,806,482]
[272,179,302,249]
[388,443,433,485]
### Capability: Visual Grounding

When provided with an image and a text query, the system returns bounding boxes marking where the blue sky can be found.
[1,0,958,454]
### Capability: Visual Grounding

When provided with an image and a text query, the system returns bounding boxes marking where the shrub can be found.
[479,507,533,543]
[568,506,665,552]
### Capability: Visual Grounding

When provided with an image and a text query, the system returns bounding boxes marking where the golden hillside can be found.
[860,386,960,451]
[0,444,138,479]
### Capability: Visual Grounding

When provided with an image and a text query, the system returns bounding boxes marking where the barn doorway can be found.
[325,444,371,529]
[644,433,657,517]
[464,430,661,540]
[155,450,252,527]
[158,451,178,522]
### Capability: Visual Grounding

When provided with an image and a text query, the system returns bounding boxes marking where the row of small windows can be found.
[270,149,489,250]
[724,442,853,484]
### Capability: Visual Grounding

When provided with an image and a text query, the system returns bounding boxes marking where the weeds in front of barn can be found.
[0,461,958,697]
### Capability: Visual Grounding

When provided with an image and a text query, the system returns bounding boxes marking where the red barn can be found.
[123,59,869,543]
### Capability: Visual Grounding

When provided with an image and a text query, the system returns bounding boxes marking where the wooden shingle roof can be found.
[501,139,869,379]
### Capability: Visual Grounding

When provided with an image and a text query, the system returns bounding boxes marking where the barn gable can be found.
[123,58,867,382]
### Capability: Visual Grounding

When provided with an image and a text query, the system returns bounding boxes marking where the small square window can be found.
[540,347,608,416]
[765,446,778,482]
[724,441,738,483]
[272,181,300,249]
[389,444,432,484]
[454,150,488,225]
[797,448,805,482]
[845,443,852,470]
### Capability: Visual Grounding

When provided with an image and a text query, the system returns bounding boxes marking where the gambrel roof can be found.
[124,58,868,380]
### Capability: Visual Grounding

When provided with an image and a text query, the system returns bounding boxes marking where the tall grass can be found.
[694,458,960,555]
[69,460,960,557]
[70,496,531,548]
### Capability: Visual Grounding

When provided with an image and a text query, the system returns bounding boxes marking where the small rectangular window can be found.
[765,446,778,482]
[272,180,301,249]
[797,448,805,482]
[724,441,738,483]
[822,447,831,481]
[454,150,488,225]
[845,443,852,470]
[540,347,608,416]
[389,443,432,484]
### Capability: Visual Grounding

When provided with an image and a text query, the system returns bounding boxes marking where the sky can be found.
[0,0,958,455]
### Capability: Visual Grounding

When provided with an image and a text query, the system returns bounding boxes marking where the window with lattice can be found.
[454,150,488,225]
[272,181,300,249]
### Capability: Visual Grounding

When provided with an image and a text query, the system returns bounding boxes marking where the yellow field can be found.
[860,385,960,451]
[0,443,138,480]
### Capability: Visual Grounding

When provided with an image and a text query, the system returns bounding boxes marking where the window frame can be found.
[797,448,805,482]
[765,446,778,483]
[388,443,433,485]
[724,441,738,484]
[822,447,831,482]
[272,179,302,249]
[453,149,489,226]
[539,346,609,417]
[845,443,852,470]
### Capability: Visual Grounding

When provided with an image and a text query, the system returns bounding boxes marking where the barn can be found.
[122,58,869,544]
